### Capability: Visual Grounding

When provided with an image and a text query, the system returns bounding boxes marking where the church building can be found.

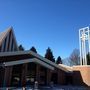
[0,27,90,87]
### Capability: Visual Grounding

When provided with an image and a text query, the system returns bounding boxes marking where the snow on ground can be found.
[1,85,89,90]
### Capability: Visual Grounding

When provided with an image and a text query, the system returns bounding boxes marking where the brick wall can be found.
[73,65,90,86]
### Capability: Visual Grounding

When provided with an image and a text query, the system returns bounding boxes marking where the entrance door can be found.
[11,64,22,87]
[39,66,47,85]
[51,73,58,84]
[26,62,36,86]
[66,73,73,85]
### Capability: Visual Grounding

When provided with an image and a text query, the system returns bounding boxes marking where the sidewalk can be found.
[0,85,89,90]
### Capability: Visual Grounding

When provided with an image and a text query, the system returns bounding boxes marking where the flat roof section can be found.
[3,58,54,70]
[0,50,71,72]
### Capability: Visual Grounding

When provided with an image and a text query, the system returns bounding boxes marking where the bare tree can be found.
[69,49,80,66]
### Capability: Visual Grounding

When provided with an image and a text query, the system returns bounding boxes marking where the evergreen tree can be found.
[18,44,24,51]
[45,47,55,62]
[87,53,90,65]
[30,46,37,53]
[56,56,62,64]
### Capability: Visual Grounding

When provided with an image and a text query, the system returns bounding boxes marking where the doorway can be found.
[51,73,58,84]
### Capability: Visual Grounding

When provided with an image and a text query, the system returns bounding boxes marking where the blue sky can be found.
[0,0,90,59]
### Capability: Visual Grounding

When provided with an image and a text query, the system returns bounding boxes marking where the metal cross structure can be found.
[79,26,90,65]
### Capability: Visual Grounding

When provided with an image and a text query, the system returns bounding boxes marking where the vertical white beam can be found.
[82,40,84,65]
[79,30,82,65]
[84,37,87,65]
[88,29,90,53]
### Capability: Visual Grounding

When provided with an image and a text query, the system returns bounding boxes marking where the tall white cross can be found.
[79,26,90,65]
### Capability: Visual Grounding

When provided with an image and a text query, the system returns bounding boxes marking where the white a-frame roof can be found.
[0,27,18,52]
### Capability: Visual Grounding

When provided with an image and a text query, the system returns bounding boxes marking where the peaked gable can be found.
[0,27,18,52]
